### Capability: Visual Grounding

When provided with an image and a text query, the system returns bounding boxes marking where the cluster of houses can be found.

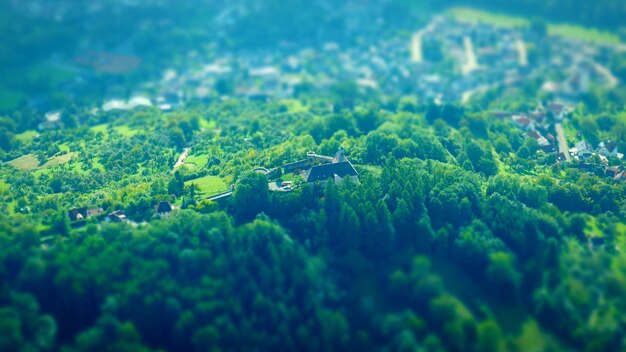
[67,201,173,225]
[569,140,626,181]
[494,102,573,157]
[26,9,622,131]
[494,102,625,181]
[112,16,618,111]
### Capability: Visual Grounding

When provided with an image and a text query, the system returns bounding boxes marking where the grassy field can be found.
[7,154,40,170]
[185,175,228,197]
[15,130,39,144]
[42,152,76,169]
[8,152,77,173]
[446,7,622,45]
[200,119,217,130]
[184,154,209,170]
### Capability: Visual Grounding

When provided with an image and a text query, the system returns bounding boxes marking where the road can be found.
[516,39,528,67]
[410,18,440,63]
[173,148,191,169]
[555,123,572,162]
[593,61,618,89]
[410,32,424,63]
[462,36,479,75]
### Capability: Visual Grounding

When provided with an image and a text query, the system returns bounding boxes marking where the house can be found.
[574,140,593,160]
[512,114,534,130]
[613,171,626,182]
[303,148,358,184]
[597,141,619,158]
[106,210,128,223]
[547,102,572,120]
[283,159,310,173]
[555,153,567,162]
[155,201,173,217]
[68,207,103,222]
[527,130,550,147]
[38,111,63,131]
[604,166,621,178]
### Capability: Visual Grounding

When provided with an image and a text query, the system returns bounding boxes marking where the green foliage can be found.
[0,93,624,351]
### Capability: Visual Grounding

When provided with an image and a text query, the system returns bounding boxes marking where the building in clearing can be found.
[302,148,358,183]
[155,201,173,217]
[68,207,103,222]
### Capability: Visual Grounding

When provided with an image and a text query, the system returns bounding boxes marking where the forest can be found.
[1,94,625,351]
[1,0,626,351]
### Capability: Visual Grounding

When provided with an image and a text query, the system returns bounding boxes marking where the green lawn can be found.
[41,152,76,169]
[200,119,217,130]
[90,124,109,135]
[447,7,528,27]
[184,154,209,170]
[446,6,621,45]
[185,175,228,197]
[279,99,309,113]
[15,130,39,144]
[7,154,40,170]
[115,125,138,137]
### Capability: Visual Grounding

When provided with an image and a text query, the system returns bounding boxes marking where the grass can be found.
[200,119,217,130]
[9,152,77,174]
[15,130,39,144]
[184,154,209,170]
[185,175,228,197]
[7,154,40,170]
[115,125,138,137]
[90,124,109,135]
[446,6,621,45]
[279,99,309,113]
[41,152,76,169]
[447,7,528,28]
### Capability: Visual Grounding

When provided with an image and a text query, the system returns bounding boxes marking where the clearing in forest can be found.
[185,175,229,197]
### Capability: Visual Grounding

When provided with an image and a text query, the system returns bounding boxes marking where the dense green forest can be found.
[1,95,625,351]
[2,0,626,351]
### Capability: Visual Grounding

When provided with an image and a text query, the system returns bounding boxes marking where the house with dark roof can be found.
[106,210,128,223]
[155,201,173,218]
[597,141,620,159]
[68,207,103,222]
[303,148,358,184]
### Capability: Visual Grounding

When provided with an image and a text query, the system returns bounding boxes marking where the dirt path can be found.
[174,148,191,170]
